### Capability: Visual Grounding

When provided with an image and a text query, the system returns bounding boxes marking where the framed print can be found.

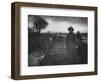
[11,2,98,80]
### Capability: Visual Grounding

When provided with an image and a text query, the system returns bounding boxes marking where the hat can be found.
[68,26,74,31]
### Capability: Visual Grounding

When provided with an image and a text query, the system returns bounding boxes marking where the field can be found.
[28,32,88,66]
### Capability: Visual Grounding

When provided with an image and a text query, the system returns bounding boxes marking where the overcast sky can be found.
[28,15,88,33]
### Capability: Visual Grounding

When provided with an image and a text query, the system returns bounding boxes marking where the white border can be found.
[20,6,95,75]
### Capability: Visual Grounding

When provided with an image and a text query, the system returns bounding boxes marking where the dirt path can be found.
[40,39,69,65]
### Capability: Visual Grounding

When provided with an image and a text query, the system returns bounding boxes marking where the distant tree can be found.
[34,16,48,33]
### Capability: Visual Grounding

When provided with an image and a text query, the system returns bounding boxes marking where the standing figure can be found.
[76,31,83,63]
[66,26,77,64]
[76,31,82,48]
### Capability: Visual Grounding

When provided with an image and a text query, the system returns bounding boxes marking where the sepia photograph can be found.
[28,15,88,66]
